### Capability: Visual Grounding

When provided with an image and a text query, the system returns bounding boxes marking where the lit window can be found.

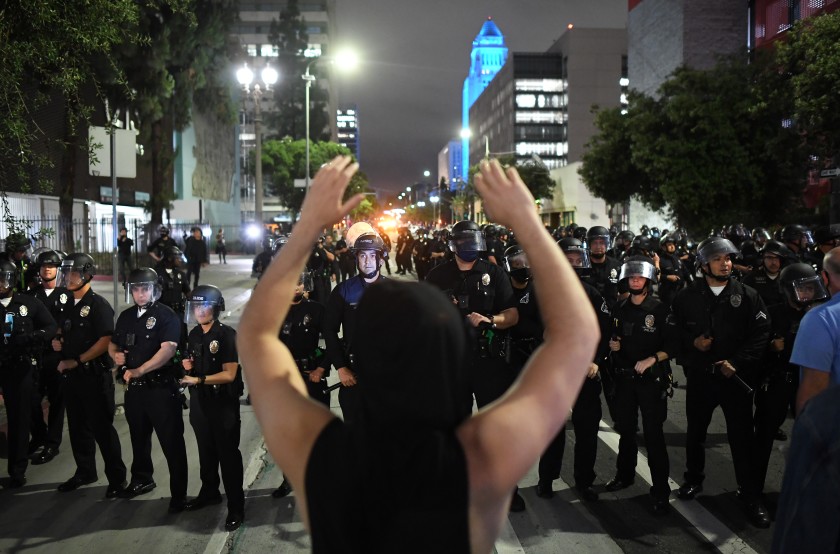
[619,77,629,87]
[516,94,536,108]
[247,44,258,57]
[260,44,276,57]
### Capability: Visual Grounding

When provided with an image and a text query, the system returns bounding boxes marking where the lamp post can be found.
[237,63,278,236]
[429,195,439,228]
[303,50,359,193]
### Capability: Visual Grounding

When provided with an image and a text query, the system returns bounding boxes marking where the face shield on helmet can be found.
[0,270,16,293]
[800,229,815,247]
[126,280,161,307]
[559,240,592,276]
[786,275,829,306]
[184,300,218,327]
[503,248,531,282]
[448,230,486,262]
[619,258,657,295]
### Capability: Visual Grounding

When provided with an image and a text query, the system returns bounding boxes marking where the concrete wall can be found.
[540,163,610,228]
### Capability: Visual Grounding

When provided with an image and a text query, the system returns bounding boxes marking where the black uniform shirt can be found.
[281,299,326,364]
[611,295,676,368]
[764,301,805,375]
[59,289,114,361]
[187,320,237,377]
[27,285,73,351]
[324,274,385,370]
[155,263,190,312]
[587,256,621,308]
[510,281,543,342]
[147,236,177,258]
[113,302,181,372]
[0,292,57,361]
[669,279,770,377]
[425,259,517,320]
[742,268,784,308]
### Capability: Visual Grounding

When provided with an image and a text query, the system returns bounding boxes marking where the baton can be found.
[732,373,754,395]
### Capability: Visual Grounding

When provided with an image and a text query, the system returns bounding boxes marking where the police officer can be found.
[110,267,188,513]
[669,237,771,527]
[147,225,177,263]
[52,254,127,496]
[27,250,72,465]
[272,270,329,499]
[657,234,685,307]
[179,285,245,532]
[807,224,840,272]
[752,263,828,513]
[742,240,793,308]
[251,237,274,280]
[586,226,621,309]
[0,258,57,488]
[780,224,815,263]
[536,238,610,502]
[324,232,388,424]
[155,245,190,317]
[426,220,520,510]
[1,233,33,291]
[605,256,676,515]
[308,237,333,305]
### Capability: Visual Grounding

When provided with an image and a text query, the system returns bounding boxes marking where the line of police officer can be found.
[0,238,245,532]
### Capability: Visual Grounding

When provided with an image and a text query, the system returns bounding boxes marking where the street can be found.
[0,255,790,553]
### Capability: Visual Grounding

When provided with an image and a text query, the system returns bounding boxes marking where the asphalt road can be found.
[0,256,790,553]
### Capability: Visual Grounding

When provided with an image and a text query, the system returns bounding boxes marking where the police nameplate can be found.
[59,293,68,304]
[146,317,156,330]
[18,305,27,317]
[645,314,655,328]
[730,294,742,308]
[481,273,490,286]
[80,305,90,317]
[209,340,219,354]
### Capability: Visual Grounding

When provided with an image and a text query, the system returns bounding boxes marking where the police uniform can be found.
[324,273,386,424]
[657,250,685,307]
[155,262,190,316]
[185,320,244,516]
[307,246,332,305]
[26,284,72,456]
[587,256,621,309]
[608,295,676,503]
[669,277,770,499]
[147,235,177,260]
[58,289,126,487]
[0,292,57,484]
[113,301,188,499]
[538,281,610,498]
[742,268,784,308]
[425,258,518,409]
[280,299,329,407]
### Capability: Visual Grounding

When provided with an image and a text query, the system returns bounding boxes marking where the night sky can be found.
[333,0,627,193]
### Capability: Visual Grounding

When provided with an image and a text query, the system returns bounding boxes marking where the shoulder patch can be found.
[600,301,610,314]
[519,292,530,304]
[756,311,767,320]
[18,305,28,317]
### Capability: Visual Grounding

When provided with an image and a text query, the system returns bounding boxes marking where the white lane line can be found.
[203,441,268,554]
[597,420,758,554]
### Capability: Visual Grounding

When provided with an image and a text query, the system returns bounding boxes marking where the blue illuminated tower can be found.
[461,17,508,182]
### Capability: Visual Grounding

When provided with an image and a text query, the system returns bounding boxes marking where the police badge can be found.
[730,294,742,308]
[59,293,68,304]
[209,340,219,354]
[80,305,91,318]
[146,317,156,330]
[18,305,27,317]
[481,273,491,286]
[303,314,312,326]
[644,314,655,328]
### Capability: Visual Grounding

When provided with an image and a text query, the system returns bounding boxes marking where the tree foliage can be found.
[580,53,806,236]
[261,138,370,222]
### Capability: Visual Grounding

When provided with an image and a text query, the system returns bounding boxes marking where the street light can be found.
[237,63,278,236]
[429,195,440,228]
[303,49,359,192]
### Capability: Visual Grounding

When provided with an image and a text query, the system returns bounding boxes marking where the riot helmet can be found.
[813,224,840,247]
[272,235,289,256]
[696,237,739,282]
[630,235,656,257]
[615,230,635,250]
[0,258,19,296]
[4,233,31,259]
[448,221,486,263]
[158,225,170,236]
[346,222,375,248]
[126,267,161,308]
[619,255,657,295]
[572,226,588,242]
[780,263,829,307]
[352,232,385,279]
[558,237,591,276]
[503,245,530,283]
[295,269,315,302]
[781,224,814,250]
[659,233,677,251]
[36,250,64,284]
[57,253,96,291]
[587,226,611,257]
[162,245,185,267]
[751,227,772,246]
[184,284,226,327]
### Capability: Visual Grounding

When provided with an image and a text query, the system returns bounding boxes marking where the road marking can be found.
[203,440,268,554]
[597,420,758,554]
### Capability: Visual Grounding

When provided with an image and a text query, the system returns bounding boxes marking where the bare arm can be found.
[457,160,599,552]
[237,156,362,525]
[796,368,830,415]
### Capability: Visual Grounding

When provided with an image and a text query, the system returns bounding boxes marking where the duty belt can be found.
[129,371,176,387]
[295,357,312,372]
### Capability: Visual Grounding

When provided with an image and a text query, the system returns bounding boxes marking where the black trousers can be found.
[30,352,65,449]
[124,384,188,498]
[471,355,517,410]
[338,385,361,425]
[753,371,797,494]
[64,369,126,485]
[188,389,244,512]
[612,374,670,500]
[185,262,202,288]
[1,365,33,479]
[684,367,756,494]
[305,375,330,408]
[539,377,602,488]
[118,254,133,283]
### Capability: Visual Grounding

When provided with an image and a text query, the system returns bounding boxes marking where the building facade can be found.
[337,105,360,161]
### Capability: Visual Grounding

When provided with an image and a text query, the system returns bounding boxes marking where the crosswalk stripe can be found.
[597,421,758,554]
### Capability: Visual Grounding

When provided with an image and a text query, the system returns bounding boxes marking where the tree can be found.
[579,53,806,236]
[775,10,840,162]
[464,155,555,221]
[261,138,370,222]
[266,0,330,142]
